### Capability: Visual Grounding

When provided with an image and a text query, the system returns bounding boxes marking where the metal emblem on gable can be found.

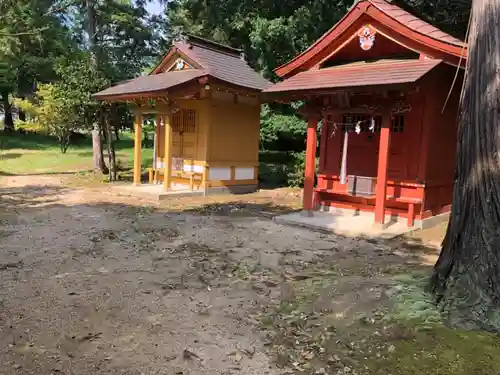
[175,58,185,71]
[358,26,376,51]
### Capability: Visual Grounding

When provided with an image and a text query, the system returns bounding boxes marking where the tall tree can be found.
[60,0,162,172]
[430,0,500,332]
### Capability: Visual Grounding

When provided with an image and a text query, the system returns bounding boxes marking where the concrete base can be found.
[416,212,450,230]
[205,184,258,195]
[320,204,451,230]
[274,210,416,239]
[112,183,203,201]
[111,183,259,201]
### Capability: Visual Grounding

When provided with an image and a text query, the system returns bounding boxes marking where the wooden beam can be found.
[375,112,392,225]
[133,113,143,185]
[303,115,319,215]
[163,110,173,189]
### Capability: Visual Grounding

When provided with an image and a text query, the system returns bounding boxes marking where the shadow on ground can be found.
[0,153,22,160]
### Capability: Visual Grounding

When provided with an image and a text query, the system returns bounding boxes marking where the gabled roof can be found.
[152,35,271,91]
[95,35,271,100]
[275,0,466,78]
[264,59,441,94]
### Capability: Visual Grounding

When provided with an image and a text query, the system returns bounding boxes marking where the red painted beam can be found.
[375,115,391,224]
[303,117,319,212]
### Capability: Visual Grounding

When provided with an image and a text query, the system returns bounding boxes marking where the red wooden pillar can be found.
[303,116,319,215]
[375,113,391,225]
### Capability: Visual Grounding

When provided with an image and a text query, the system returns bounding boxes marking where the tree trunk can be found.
[2,90,14,132]
[92,124,108,173]
[114,125,120,141]
[430,0,500,332]
[18,96,26,122]
[105,107,117,182]
[85,0,108,173]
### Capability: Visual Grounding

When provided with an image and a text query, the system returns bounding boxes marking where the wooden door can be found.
[172,108,197,159]
[388,114,408,179]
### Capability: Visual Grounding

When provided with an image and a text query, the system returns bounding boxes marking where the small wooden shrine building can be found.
[264,0,466,228]
[95,35,271,194]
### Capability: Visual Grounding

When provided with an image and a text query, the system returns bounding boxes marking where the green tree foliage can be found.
[165,0,350,76]
[15,84,80,153]
[15,54,108,152]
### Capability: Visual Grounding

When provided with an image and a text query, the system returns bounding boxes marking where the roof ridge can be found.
[366,0,464,46]
[181,34,243,58]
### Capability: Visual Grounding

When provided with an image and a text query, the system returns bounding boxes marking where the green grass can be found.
[0,131,153,175]
[371,325,500,375]
[260,269,500,375]
[367,273,500,374]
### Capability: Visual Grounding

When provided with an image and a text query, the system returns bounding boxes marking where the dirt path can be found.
[0,176,438,375]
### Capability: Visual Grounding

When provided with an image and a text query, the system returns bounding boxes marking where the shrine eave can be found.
[264,58,441,96]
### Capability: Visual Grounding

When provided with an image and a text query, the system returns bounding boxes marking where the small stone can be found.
[388,345,396,353]
[232,353,243,363]
[301,351,315,360]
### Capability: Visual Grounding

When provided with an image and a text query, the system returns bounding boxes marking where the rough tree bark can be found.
[430,0,500,332]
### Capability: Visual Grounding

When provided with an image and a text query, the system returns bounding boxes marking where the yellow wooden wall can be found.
[206,97,260,166]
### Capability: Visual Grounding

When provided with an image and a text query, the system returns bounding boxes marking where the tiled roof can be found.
[265,59,441,93]
[368,0,463,46]
[174,35,272,91]
[94,70,207,99]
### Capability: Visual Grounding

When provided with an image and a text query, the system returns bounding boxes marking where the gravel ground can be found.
[0,176,438,375]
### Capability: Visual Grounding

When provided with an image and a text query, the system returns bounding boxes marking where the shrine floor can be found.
[274,208,415,239]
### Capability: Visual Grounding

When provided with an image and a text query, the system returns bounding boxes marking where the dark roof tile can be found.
[175,38,272,91]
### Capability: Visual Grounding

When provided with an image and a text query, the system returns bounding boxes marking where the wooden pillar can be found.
[133,112,143,185]
[153,115,161,171]
[303,116,318,215]
[375,112,392,224]
[163,111,173,189]
[319,115,329,172]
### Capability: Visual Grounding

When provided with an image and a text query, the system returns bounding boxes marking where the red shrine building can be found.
[264,0,467,228]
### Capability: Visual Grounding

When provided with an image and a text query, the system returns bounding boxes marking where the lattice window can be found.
[172,109,196,133]
[392,115,405,133]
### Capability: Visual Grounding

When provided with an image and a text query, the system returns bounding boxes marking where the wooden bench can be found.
[386,196,422,227]
[147,168,202,191]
